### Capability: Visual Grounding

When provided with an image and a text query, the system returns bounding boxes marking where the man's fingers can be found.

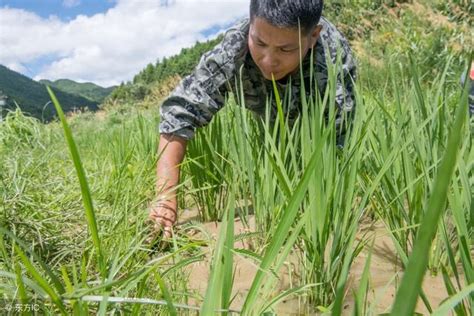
[155,215,175,226]
[147,200,177,242]
[151,203,176,213]
[151,216,174,233]
[149,211,176,223]
[149,206,176,220]
[151,223,173,240]
[163,226,172,239]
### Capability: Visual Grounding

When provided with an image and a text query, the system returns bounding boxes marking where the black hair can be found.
[249,0,324,35]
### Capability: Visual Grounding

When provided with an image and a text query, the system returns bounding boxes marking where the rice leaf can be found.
[46,86,105,274]
[431,284,474,316]
[200,190,235,315]
[14,244,67,314]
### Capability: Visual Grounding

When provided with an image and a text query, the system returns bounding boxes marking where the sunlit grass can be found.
[0,52,472,315]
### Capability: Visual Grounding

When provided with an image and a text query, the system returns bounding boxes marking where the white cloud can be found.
[62,0,81,8]
[5,62,27,74]
[0,0,249,87]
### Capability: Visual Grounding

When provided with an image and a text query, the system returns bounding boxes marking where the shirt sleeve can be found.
[316,17,357,147]
[159,23,248,140]
[334,51,357,147]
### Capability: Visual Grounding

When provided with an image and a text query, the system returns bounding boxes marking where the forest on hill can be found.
[39,79,116,104]
[108,36,222,102]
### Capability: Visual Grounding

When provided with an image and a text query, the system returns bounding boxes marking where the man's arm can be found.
[149,133,187,238]
[149,20,247,237]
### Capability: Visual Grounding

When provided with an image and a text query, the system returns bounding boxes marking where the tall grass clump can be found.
[364,57,472,285]
[186,50,376,313]
[0,90,205,314]
[0,14,472,314]
[390,59,471,315]
[47,87,105,275]
[185,109,234,222]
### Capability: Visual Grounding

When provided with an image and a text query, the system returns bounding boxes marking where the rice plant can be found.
[0,49,472,316]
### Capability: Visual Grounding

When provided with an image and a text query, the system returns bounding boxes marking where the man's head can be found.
[248,0,324,81]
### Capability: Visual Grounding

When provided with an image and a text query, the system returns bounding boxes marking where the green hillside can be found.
[109,36,222,102]
[39,78,116,103]
[0,65,98,121]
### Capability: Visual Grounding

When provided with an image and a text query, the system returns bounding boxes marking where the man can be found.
[149,0,357,238]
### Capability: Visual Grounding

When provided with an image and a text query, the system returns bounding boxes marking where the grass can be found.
[390,58,470,316]
[0,2,472,314]
[2,57,471,314]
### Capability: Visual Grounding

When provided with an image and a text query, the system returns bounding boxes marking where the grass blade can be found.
[154,271,177,316]
[0,226,66,294]
[14,263,29,305]
[14,245,67,314]
[46,86,105,274]
[431,284,474,316]
[353,239,374,316]
[200,190,235,314]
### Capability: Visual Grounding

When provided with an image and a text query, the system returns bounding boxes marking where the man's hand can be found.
[148,198,177,239]
[148,133,187,241]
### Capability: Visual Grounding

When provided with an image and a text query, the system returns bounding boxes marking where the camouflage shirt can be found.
[159,17,357,142]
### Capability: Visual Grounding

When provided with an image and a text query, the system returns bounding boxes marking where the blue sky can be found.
[0,0,248,86]
[1,0,116,20]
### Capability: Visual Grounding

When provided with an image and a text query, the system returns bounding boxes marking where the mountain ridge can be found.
[0,65,99,121]
[39,79,116,103]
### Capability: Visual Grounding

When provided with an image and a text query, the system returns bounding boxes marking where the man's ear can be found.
[309,25,323,48]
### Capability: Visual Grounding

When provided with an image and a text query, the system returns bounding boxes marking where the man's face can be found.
[248,17,322,81]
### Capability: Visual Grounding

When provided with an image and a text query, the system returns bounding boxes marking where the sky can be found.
[0,0,249,87]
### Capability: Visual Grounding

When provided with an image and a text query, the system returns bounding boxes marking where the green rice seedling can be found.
[352,239,374,316]
[185,103,234,222]
[437,68,473,315]
[226,75,301,242]
[357,55,472,315]
[238,50,370,311]
[201,189,235,315]
[224,50,361,312]
[240,142,322,314]
[364,57,471,273]
[431,284,474,316]
[389,58,470,316]
[357,63,460,313]
[440,223,473,316]
[295,55,368,310]
[193,47,372,312]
